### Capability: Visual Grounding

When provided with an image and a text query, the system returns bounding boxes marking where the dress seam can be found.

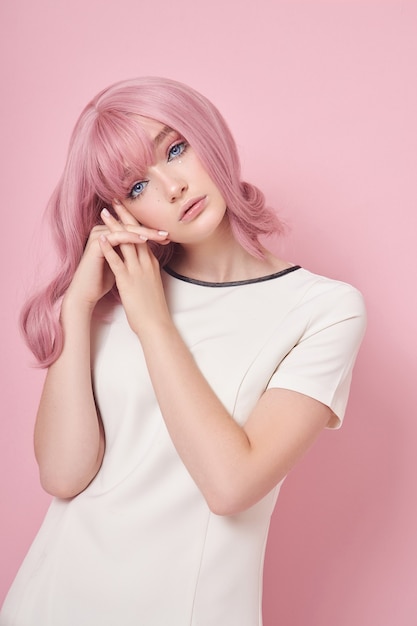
[189,510,212,625]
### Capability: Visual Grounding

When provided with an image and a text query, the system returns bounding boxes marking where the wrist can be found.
[136,315,179,350]
[61,290,96,320]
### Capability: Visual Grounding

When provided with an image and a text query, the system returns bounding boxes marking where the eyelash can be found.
[128,140,188,200]
[168,140,188,161]
[129,180,148,200]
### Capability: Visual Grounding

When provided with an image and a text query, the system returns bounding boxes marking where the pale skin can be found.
[34,119,332,515]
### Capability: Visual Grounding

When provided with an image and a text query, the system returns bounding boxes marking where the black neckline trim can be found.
[162,264,302,287]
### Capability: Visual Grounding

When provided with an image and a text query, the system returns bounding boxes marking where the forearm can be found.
[139,319,253,512]
[140,321,330,516]
[34,296,104,498]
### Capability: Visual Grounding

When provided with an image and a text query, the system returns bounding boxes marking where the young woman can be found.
[0,77,366,626]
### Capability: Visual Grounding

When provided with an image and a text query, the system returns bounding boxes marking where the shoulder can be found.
[296,272,367,386]
[291,268,366,321]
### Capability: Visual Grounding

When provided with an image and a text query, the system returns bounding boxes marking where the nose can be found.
[158,168,188,203]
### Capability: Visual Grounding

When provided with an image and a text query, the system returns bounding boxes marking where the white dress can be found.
[0,266,366,626]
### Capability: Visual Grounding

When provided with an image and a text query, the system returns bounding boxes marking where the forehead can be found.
[136,116,176,145]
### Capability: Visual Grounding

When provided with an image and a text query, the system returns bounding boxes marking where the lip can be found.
[179,196,207,222]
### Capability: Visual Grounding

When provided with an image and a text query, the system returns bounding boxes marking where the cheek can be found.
[128,201,165,229]
[198,168,223,199]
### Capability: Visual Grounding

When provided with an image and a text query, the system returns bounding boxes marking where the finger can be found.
[101,208,151,243]
[113,200,140,226]
[104,230,145,246]
[100,208,143,267]
[101,208,128,232]
[85,224,107,242]
[125,225,170,243]
[113,203,170,242]
[90,225,109,235]
[98,234,129,276]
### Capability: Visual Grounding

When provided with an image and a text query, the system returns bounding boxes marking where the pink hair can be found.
[21,77,284,367]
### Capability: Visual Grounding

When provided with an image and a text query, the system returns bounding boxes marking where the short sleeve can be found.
[266,284,366,428]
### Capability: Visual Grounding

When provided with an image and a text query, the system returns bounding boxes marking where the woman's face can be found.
[120,118,227,245]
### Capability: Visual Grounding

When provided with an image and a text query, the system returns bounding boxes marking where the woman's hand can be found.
[98,203,172,335]
[64,208,169,312]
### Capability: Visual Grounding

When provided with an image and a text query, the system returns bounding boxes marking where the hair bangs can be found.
[88,110,155,203]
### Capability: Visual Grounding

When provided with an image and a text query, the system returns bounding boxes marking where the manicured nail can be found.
[140,235,148,241]
[158,230,169,236]
[101,208,110,217]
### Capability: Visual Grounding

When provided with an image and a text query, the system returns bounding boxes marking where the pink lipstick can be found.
[179,196,207,223]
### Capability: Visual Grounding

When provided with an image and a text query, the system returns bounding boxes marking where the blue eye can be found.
[129,180,148,199]
[168,141,187,161]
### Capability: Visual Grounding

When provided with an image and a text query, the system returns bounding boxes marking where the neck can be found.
[169,219,288,284]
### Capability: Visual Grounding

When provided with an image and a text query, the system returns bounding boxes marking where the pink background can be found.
[1,1,416,624]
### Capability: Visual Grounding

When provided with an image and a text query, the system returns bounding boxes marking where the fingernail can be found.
[158,230,169,236]
[113,199,121,205]
[140,235,148,241]
[102,208,110,217]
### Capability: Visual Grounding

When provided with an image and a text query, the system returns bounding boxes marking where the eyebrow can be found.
[153,125,175,147]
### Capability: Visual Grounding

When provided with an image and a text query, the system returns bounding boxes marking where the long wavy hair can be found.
[21,77,284,367]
